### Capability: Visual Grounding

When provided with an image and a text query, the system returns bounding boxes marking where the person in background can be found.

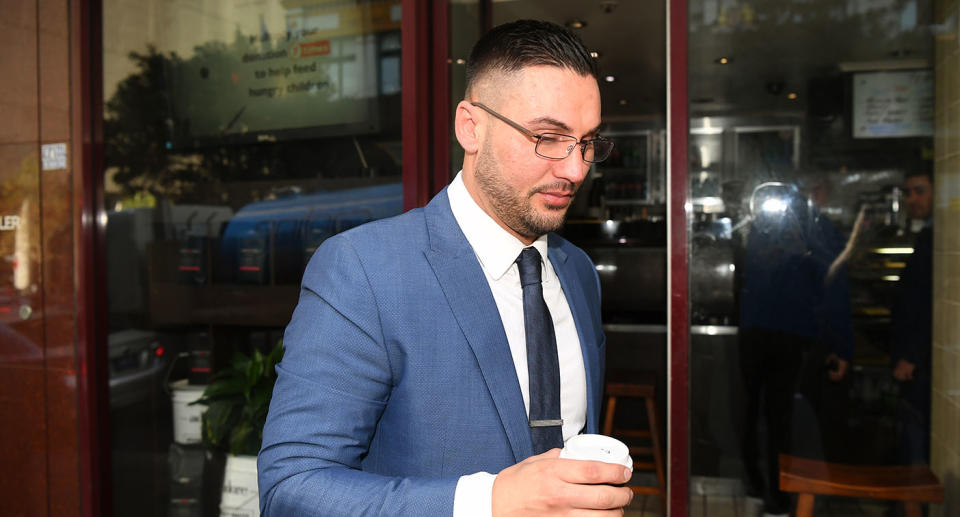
[737,180,853,516]
[258,20,634,516]
[891,170,934,465]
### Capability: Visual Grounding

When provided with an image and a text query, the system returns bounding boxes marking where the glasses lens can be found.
[536,134,579,159]
[584,138,614,163]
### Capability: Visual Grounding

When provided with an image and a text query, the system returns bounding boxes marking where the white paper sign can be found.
[853,70,933,138]
[41,143,67,170]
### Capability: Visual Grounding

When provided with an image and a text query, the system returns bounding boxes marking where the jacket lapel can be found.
[422,190,534,462]
[548,237,602,434]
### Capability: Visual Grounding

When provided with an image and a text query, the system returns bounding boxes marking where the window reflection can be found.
[688,0,938,514]
[103,1,402,514]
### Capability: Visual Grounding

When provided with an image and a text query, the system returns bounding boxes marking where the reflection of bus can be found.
[220,183,402,284]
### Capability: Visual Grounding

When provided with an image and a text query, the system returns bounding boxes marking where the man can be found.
[891,171,934,465]
[258,20,634,516]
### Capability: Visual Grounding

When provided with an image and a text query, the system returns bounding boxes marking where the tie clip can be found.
[529,419,563,428]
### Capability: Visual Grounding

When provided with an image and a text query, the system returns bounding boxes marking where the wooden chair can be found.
[602,369,666,512]
[779,454,944,517]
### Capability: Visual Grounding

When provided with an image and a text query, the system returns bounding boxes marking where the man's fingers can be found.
[561,483,634,510]
[565,509,627,517]
[554,459,632,485]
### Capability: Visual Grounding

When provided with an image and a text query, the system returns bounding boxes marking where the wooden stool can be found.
[602,369,666,511]
[779,454,944,517]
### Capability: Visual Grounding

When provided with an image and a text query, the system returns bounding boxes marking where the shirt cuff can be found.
[452,472,497,517]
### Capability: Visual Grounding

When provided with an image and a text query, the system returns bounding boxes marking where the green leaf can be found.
[193,376,245,404]
[196,341,284,454]
[231,351,251,371]
[228,422,257,456]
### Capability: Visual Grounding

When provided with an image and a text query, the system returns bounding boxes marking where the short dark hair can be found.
[465,20,598,94]
[904,170,933,184]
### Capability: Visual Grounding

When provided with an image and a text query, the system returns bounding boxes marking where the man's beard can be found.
[474,143,579,239]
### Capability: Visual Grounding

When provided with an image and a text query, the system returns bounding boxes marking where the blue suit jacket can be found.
[258,188,606,516]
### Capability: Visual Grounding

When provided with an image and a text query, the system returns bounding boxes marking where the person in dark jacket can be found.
[891,171,934,465]
[738,181,853,516]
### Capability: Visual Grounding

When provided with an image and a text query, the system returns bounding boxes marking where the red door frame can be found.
[402,0,451,210]
[667,0,690,515]
[73,0,111,515]
[73,0,445,513]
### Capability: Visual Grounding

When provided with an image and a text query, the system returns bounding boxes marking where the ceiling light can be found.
[604,75,615,83]
[714,57,731,65]
[455,58,466,65]
[619,99,628,105]
[787,92,798,100]
[589,51,600,59]
[566,19,587,29]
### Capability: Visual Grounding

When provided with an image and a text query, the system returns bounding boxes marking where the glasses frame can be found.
[470,102,613,163]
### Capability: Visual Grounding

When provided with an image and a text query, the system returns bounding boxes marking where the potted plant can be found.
[193,341,284,517]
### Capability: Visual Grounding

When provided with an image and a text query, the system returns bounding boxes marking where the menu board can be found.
[853,70,933,138]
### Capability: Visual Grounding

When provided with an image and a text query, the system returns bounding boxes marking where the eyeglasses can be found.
[471,102,614,163]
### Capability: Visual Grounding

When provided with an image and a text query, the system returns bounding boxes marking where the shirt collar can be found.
[448,171,549,281]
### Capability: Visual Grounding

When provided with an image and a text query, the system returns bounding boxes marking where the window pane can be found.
[687,1,940,515]
[102,1,402,514]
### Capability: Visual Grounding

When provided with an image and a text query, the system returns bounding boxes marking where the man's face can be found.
[471,65,601,241]
[903,174,933,220]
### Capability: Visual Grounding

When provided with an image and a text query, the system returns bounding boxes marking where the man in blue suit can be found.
[258,20,633,516]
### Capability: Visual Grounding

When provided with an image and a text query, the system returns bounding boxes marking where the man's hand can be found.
[491,449,634,516]
[893,359,916,381]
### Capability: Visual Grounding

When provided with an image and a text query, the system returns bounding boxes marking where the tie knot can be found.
[516,247,542,287]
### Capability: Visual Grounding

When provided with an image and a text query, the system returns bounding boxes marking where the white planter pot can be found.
[220,454,259,517]
[170,379,206,445]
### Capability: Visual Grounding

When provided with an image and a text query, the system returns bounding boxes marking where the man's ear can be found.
[454,100,480,154]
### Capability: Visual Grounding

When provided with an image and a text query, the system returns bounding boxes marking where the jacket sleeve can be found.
[258,234,457,516]
[890,227,933,368]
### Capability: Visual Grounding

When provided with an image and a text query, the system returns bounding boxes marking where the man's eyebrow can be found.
[528,116,572,132]
[527,117,604,137]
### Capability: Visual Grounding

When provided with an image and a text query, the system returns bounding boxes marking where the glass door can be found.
[685,1,941,515]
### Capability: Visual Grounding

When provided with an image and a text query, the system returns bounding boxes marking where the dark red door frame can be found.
[402,0,432,210]
[402,0,451,209]
[667,0,690,515]
[72,0,110,516]
[70,0,448,512]
[431,0,451,195]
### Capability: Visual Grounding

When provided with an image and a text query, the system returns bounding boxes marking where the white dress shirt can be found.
[448,172,587,517]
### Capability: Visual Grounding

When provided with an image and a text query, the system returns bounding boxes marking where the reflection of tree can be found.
[104,46,204,201]
[104,37,398,209]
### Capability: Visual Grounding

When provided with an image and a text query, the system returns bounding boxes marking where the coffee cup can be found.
[559,434,633,470]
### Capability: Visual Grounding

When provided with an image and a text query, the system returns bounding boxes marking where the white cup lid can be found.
[559,434,633,470]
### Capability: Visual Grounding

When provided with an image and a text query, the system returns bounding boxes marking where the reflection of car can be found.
[108,329,167,409]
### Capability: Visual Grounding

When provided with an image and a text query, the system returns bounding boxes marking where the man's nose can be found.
[555,147,590,183]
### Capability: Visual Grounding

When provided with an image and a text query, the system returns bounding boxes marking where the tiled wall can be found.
[932,0,960,515]
[0,0,80,514]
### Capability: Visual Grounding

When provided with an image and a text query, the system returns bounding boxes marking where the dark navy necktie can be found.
[516,247,563,454]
